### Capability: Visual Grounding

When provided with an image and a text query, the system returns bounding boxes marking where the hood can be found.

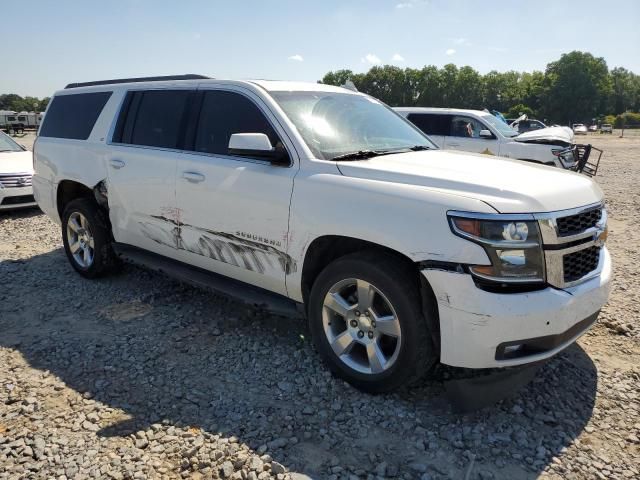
[0,150,33,175]
[336,150,602,214]
[514,126,574,146]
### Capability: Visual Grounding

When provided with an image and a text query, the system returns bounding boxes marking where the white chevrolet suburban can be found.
[33,75,611,393]
[396,107,578,169]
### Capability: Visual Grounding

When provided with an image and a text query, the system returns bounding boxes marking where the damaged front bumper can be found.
[422,247,612,368]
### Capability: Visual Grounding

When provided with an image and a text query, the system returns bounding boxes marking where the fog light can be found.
[503,344,523,355]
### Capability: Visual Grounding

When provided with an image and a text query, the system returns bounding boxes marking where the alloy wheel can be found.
[66,211,95,268]
[322,278,402,375]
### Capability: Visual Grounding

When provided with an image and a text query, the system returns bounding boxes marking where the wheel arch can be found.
[300,234,440,354]
[56,179,108,218]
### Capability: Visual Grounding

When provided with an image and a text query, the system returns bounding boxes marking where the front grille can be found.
[0,173,32,188]
[563,246,600,282]
[556,208,602,236]
[1,194,35,205]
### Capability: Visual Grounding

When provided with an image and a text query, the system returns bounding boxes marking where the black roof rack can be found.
[65,74,211,89]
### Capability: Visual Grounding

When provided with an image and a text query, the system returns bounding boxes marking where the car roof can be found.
[52,78,357,97]
[394,107,490,115]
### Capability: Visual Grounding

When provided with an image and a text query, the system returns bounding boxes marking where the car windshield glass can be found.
[270,91,436,160]
[0,132,23,152]
[481,113,519,137]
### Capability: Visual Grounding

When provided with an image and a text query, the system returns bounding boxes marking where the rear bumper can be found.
[422,247,612,368]
[0,186,37,211]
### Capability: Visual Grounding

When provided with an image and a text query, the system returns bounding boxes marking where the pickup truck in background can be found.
[396,107,578,169]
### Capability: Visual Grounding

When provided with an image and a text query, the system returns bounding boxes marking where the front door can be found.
[444,115,499,156]
[174,87,298,296]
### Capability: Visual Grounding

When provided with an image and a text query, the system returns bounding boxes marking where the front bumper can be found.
[0,185,37,211]
[422,247,612,368]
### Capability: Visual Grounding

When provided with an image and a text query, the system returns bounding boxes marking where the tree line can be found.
[0,94,50,113]
[320,51,640,126]
[2,51,638,126]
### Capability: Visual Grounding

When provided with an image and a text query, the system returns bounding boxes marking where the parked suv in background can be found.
[34,76,611,393]
[0,131,37,210]
[396,107,577,168]
[600,124,613,134]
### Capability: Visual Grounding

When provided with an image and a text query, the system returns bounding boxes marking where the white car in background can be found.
[573,124,588,135]
[0,131,37,210]
[396,107,577,168]
[600,124,613,134]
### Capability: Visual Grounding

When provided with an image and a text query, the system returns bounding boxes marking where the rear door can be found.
[173,86,298,296]
[444,114,499,155]
[406,113,449,147]
[107,88,194,257]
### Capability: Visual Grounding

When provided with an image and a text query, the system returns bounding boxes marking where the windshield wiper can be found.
[331,150,385,161]
[331,145,431,161]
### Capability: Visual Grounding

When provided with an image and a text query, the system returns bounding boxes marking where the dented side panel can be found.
[141,215,297,276]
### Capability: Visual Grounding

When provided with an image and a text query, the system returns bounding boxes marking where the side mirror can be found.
[228,133,289,165]
[479,129,493,139]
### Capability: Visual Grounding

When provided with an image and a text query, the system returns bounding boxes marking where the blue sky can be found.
[3,0,639,98]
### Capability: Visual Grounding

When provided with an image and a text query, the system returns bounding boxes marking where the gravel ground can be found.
[1,133,639,479]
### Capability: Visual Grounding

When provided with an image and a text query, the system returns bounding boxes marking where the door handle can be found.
[447,142,460,147]
[182,171,205,183]
[109,159,126,169]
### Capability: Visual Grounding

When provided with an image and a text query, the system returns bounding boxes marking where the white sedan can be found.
[573,123,588,135]
[0,131,37,210]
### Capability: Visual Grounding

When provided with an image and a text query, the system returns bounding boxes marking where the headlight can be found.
[448,214,545,283]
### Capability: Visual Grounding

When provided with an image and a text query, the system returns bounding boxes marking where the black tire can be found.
[61,198,118,278]
[308,251,437,393]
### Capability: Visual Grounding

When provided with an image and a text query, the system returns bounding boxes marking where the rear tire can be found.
[61,198,118,278]
[308,251,437,393]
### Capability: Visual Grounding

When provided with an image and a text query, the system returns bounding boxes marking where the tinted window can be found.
[18,116,26,121]
[407,113,450,136]
[124,90,190,149]
[40,92,112,140]
[194,91,280,155]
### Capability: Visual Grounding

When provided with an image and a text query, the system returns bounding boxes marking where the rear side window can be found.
[40,92,112,140]
[193,91,280,155]
[407,113,451,136]
[116,90,190,149]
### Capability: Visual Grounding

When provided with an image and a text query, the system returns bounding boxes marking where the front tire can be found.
[308,251,437,393]
[61,198,117,278]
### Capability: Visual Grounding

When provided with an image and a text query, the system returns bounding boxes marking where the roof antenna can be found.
[342,80,358,92]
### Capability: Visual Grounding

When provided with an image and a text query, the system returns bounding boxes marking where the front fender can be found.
[286,169,494,302]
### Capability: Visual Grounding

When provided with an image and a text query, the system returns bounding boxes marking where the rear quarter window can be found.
[39,92,112,140]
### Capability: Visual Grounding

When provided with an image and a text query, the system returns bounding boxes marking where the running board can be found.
[113,243,302,319]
